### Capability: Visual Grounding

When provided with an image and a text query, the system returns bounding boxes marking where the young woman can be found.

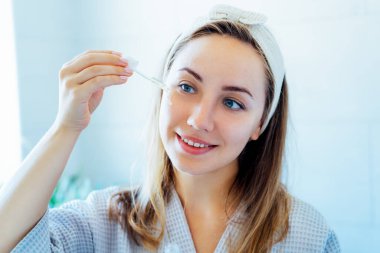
[0,5,340,253]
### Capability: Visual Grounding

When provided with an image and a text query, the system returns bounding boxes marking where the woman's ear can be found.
[250,126,261,141]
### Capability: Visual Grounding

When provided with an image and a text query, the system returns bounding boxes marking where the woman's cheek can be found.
[159,92,183,132]
[169,95,188,123]
[224,118,254,147]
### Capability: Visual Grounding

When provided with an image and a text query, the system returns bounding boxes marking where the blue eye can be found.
[224,98,245,110]
[179,83,195,93]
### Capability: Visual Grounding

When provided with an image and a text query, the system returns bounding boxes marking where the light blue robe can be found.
[12,187,340,252]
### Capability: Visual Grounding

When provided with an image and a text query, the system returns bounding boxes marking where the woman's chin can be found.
[172,164,211,176]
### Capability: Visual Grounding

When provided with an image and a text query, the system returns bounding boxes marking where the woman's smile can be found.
[175,133,217,155]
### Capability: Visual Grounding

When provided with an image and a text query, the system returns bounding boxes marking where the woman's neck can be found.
[173,163,238,215]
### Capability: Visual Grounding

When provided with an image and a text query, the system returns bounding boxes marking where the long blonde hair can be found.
[109,20,290,252]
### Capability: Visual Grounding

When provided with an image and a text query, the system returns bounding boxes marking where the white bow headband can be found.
[164,5,285,134]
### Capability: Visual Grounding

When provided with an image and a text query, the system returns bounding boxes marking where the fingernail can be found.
[112,51,122,56]
[120,76,128,80]
[119,58,129,65]
[124,67,133,74]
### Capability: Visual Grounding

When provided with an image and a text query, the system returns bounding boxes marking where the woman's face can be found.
[159,34,267,176]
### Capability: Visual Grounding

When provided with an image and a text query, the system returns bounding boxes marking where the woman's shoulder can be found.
[58,186,123,211]
[272,195,341,252]
[85,185,125,204]
[56,185,138,221]
[289,196,329,230]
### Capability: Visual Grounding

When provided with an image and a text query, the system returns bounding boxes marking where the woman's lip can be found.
[176,133,215,146]
[176,134,216,155]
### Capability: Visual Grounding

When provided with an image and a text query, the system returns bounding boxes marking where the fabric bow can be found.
[209,5,267,25]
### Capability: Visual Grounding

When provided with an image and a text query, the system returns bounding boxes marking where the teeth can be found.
[181,136,209,148]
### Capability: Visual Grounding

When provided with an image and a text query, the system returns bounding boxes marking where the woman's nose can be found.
[186,101,215,132]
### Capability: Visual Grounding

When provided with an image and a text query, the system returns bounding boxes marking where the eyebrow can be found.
[179,67,203,82]
[178,67,254,98]
[222,86,253,98]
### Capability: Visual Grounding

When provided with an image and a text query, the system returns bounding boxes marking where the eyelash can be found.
[178,83,246,111]
[179,83,195,94]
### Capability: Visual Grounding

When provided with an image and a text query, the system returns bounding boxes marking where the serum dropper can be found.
[124,56,168,91]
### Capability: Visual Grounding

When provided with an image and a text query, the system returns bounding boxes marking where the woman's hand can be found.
[55,50,132,132]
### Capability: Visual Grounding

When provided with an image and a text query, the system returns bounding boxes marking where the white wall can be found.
[11,0,380,251]
[0,0,21,185]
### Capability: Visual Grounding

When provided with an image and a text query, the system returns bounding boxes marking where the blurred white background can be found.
[1,0,379,252]
[0,0,21,182]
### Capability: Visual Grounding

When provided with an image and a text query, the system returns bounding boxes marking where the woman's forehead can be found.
[169,35,268,88]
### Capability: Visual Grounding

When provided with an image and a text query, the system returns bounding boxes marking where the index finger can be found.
[63,51,128,74]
